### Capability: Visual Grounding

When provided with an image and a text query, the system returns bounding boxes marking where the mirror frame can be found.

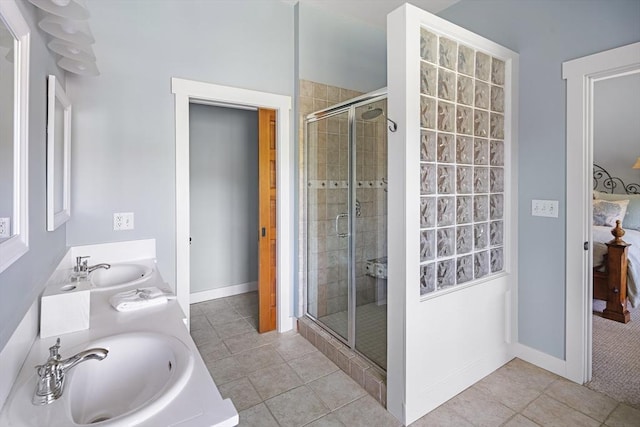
[46,75,71,231]
[0,0,30,274]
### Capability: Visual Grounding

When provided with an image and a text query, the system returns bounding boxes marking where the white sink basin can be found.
[90,263,153,290]
[66,332,194,426]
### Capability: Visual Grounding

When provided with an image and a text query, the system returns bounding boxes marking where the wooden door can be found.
[258,108,277,332]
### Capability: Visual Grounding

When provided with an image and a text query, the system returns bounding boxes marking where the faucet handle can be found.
[75,256,90,271]
[48,338,61,360]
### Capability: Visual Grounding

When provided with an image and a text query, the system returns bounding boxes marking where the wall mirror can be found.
[0,0,30,274]
[47,75,71,231]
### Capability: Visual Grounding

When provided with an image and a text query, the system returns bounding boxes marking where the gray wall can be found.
[65,0,295,292]
[438,0,640,358]
[189,104,258,293]
[594,73,640,191]
[0,0,68,351]
[297,2,387,94]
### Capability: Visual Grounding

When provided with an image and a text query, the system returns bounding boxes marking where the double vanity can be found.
[0,240,238,427]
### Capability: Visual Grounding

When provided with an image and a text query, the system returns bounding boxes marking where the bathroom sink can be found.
[66,332,194,426]
[90,263,153,289]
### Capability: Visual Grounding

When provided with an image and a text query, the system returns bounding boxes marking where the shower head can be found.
[361,107,384,120]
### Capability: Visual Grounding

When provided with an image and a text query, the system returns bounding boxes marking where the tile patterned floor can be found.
[191,292,640,427]
[320,302,387,369]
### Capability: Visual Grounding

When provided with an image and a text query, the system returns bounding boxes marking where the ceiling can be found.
[295,0,460,29]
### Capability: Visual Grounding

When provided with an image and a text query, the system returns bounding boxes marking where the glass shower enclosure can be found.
[304,90,388,370]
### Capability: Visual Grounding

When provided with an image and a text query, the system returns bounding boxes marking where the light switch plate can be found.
[113,212,134,230]
[532,200,559,218]
[0,217,10,238]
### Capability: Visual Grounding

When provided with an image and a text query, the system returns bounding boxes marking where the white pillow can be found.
[593,199,629,227]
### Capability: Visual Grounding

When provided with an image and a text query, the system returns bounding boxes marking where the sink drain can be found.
[89,415,111,424]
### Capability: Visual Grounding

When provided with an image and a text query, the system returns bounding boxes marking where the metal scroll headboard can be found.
[593,164,640,194]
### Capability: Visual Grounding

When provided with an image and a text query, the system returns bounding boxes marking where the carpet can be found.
[587,300,640,409]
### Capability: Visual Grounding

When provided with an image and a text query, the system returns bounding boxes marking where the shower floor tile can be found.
[319,302,387,369]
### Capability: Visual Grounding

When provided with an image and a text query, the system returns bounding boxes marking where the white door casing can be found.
[563,42,640,384]
[172,78,293,333]
[387,5,519,424]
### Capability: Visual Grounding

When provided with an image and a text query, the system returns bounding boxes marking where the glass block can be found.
[420,164,436,195]
[420,96,436,130]
[456,255,473,284]
[490,113,504,139]
[474,223,488,250]
[490,220,503,246]
[474,251,490,279]
[456,196,472,224]
[474,138,489,165]
[438,68,456,101]
[421,130,437,162]
[456,166,473,194]
[420,196,437,228]
[490,194,504,220]
[456,225,473,254]
[420,61,437,97]
[476,51,490,81]
[474,195,489,221]
[474,80,490,110]
[420,263,436,295]
[456,136,473,164]
[437,197,455,226]
[437,228,455,257]
[437,133,455,163]
[420,28,437,63]
[457,75,473,106]
[491,57,505,85]
[437,259,455,289]
[491,248,504,273]
[438,101,455,132]
[490,167,504,192]
[420,229,436,262]
[474,167,489,193]
[458,44,474,76]
[491,85,504,113]
[439,37,457,70]
[490,140,504,166]
[438,165,455,194]
[456,105,473,135]
[474,110,488,138]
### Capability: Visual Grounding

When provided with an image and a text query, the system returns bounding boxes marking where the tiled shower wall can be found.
[299,80,387,321]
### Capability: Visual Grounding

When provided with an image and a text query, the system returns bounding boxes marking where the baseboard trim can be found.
[513,342,567,378]
[190,281,258,304]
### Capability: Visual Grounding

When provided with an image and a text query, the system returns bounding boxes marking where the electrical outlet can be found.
[0,217,10,238]
[532,200,559,218]
[113,212,134,231]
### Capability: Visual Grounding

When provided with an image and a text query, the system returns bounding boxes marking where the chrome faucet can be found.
[70,256,110,281]
[33,338,108,405]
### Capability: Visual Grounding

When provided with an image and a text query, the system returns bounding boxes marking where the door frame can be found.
[563,42,640,383]
[172,77,293,333]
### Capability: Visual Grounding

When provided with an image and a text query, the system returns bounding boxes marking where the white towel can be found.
[109,286,169,312]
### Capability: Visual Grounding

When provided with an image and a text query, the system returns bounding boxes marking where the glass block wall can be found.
[419,28,506,296]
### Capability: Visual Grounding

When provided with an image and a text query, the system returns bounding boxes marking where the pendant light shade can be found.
[28,0,90,20]
[48,38,95,62]
[633,157,640,169]
[39,14,95,45]
[58,57,99,76]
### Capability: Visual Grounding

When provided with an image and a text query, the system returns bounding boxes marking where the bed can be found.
[592,164,640,323]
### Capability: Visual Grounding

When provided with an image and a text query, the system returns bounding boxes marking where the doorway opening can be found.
[172,78,293,333]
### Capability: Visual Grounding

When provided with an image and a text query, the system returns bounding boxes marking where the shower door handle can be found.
[335,213,349,238]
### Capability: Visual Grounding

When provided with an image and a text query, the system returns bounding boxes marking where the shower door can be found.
[305,94,388,370]
[306,110,351,341]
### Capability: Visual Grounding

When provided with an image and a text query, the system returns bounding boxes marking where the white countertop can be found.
[0,262,238,427]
